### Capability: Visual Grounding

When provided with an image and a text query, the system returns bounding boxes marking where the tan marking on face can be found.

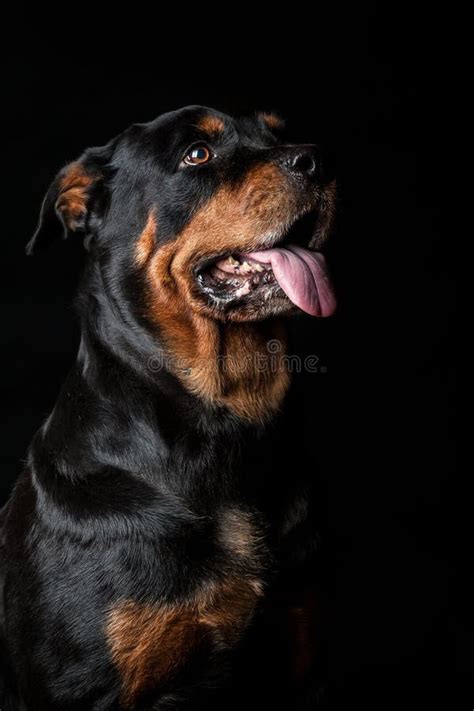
[106,577,262,704]
[56,161,97,229]
[136,163,296,421]
[213,321,289,422]
[135,211,157,266]
[147,162,297,302]
[197,114,225,135]
[169,163,297,268]
[141,289,289,422]
[311,179,336,249]
[259,112,285,131]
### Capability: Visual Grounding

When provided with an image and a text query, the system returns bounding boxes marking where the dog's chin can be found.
[191,207,333,322]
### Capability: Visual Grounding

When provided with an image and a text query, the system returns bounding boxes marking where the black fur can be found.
[0,106,331,710]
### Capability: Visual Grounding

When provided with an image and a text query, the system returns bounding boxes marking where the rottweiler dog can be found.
[0,106,336,710]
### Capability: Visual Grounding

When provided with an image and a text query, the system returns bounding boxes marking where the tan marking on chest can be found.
[218,508,263,559]
[106,576,262,705]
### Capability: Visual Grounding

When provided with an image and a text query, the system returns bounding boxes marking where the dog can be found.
[0,106,336,710]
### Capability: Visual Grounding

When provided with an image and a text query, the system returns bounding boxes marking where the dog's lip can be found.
[193,207,320,278]
[192,206,337,317]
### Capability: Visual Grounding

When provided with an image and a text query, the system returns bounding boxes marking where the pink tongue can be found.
[245,245,337,317]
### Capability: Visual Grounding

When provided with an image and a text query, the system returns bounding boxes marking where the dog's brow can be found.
[196,115,225,135]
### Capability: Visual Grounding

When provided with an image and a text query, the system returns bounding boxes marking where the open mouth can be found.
[195,210,337,317]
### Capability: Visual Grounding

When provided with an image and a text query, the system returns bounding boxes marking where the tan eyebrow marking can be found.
[259,112,285,131]
[197,115,225,135]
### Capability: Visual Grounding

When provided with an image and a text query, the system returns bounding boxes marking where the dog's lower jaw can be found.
[157,312,290,424]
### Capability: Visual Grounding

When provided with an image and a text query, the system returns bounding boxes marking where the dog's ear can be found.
[26,146,111,255]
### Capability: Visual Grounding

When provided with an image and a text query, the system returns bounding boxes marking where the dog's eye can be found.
[183,145,212,166]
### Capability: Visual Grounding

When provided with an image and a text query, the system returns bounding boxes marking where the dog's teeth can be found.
[240,261,255,274]
[235,282,251,298]
[227,256,240,267]
[253,263,264,272]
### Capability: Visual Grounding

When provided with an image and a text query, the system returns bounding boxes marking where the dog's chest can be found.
[105,506,266,705]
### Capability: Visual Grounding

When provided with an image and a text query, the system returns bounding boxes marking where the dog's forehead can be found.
[131,106,276,148]
[146,106,230,134]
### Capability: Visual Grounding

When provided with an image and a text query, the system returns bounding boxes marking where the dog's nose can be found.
[283,146,319,178]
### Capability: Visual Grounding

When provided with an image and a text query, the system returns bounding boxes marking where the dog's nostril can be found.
[288,151,317,177]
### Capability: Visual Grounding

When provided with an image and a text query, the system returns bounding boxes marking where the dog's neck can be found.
[154,312,290,425]
[79,263,291,426]
[32,268,291,503]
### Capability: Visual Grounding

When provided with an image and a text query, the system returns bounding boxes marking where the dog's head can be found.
[29,106,336,324]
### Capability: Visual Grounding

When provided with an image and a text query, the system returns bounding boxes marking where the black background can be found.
[2,8,462,708]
